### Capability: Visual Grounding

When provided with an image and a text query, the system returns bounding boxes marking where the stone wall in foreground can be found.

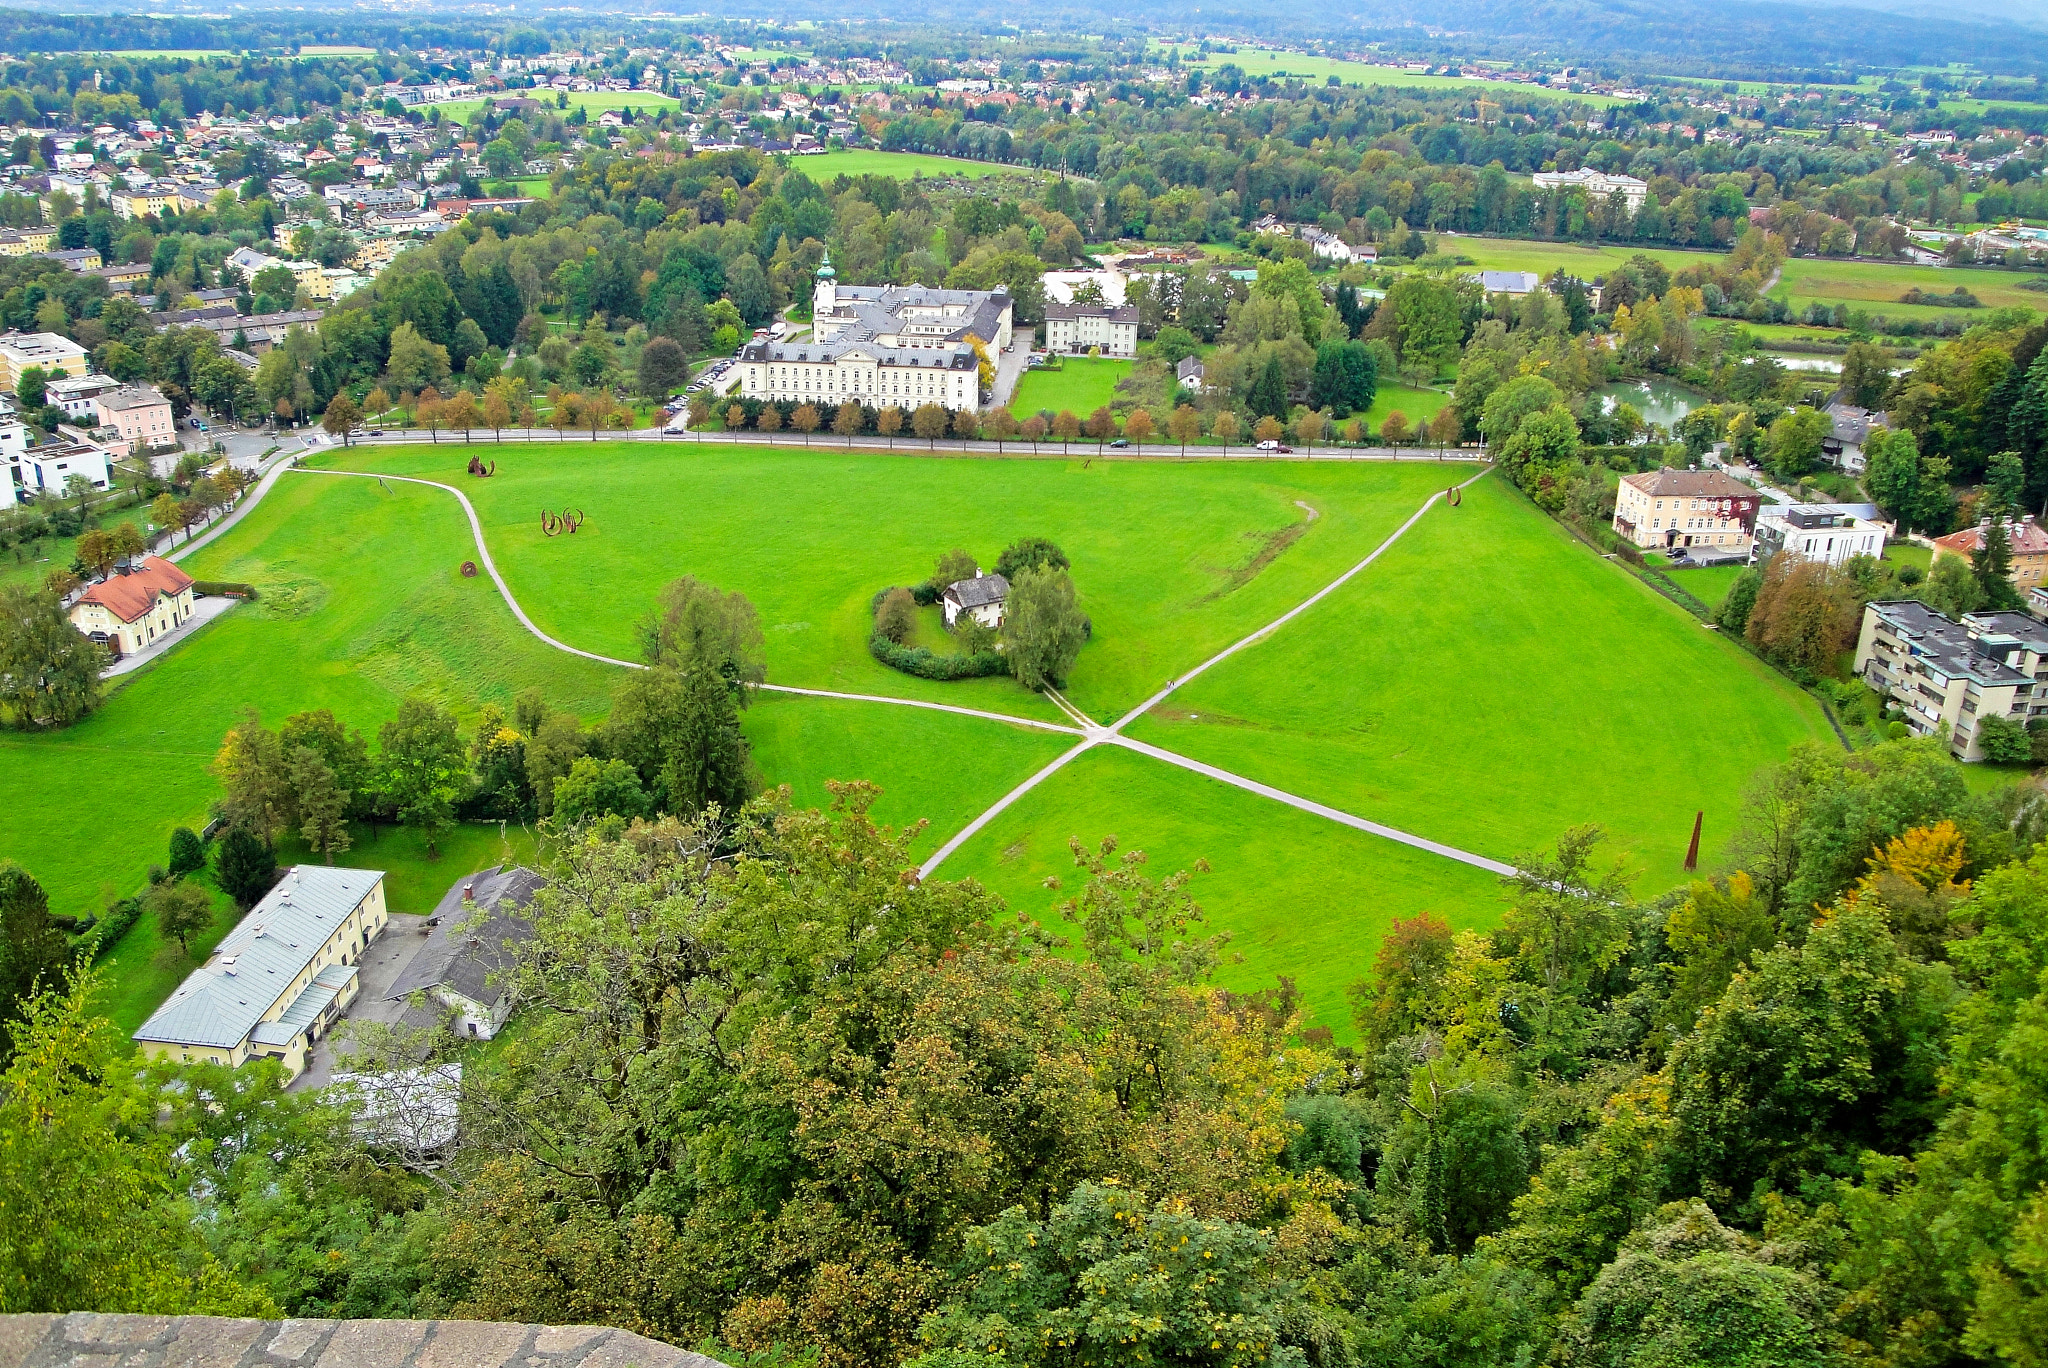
[0,1313,728,1368]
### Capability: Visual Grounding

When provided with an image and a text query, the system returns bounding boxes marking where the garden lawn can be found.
[330,442,1476,723]
[1123,476,1831,890]
[1664,563,1747,613]
[943,743,1506,1038]
[0,502,152,590]
[0,472,621,933]
[1362,384,1450,431]
[1010,358,1133,416]
[800,150,1025,181]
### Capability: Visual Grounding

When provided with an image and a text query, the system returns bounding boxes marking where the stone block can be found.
[0,1315,56,1367]
[263,1319,338,1362]
[308,1319,428,1368]
[570,1331,687,1368]
[58,1314,171,1349]
[414,1321,531,1368]
[529,1326,607,1357]
[155,1317,268,1368]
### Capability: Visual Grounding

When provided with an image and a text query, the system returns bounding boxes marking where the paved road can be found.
[162,445,299,564]
[293,913,430,1092]
[991,329,1034,408]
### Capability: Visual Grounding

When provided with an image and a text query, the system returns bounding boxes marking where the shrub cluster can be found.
[868,631,1007,680]
[190,579,260,599]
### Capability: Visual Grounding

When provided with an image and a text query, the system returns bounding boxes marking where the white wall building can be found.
[1043,303,1140,357]
[1752,503,1888,567]
[1532,167,1649,213]
[68,555,195,657]
[737,259,1010,413]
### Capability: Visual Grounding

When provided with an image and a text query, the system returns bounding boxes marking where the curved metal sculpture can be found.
[1447,486,1463,507]
[461,560,478,578]
[541,510,562,537]
[466,454,496,477]
[563,509,585,534]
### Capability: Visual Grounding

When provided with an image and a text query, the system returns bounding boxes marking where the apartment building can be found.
[1043,302,1140,356]
[1751,503,1887,567]
[1931,515,2048,595]
[1855,600,2048,761]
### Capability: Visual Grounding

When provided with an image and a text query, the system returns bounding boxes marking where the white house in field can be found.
[942,572,1009,629]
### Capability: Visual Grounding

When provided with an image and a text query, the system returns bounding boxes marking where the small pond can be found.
[1591,377,1706,429]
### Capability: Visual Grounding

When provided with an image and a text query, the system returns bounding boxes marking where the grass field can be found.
[1011,358,1134,415]
[1664,562,1747,612]
[437,90,681,122]
[799,149,1028,181]
[0,474,620,932]
[1123,476,1830,888]
[326,443,1475,724]
[1363,384,1450,430]
[0,504,152,590]
[1772,257,2045,321]
[946,743,1506,1037]
[1153,44,1626,108]
[1422,237,1723,277]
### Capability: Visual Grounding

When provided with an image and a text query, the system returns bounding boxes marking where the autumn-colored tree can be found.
[441,390,480,443]
[790,403,821,444]
[1051,410,1081,448]
[877,405,904,444]
[580,392,609,441]
[1293,408,1329,451]
[722,401,745,432]
[1020,414,1048,443]
[985,407,1020,448]
[417,392,446,443]
[1434,406,1464,449]
[911,402,949,445]
[1380,410,1412,446]
[75,529,116,579]
[1082,405,1115,442]
[755,403,783,433]
[832,401,863,439]
[1124,408,1155,444]
[363,386,391,426]
[952,406,979,441]
[1166,404,1202,453]
[1212,410,1240,446]
[1253,415,1284,445]
[1346,910,1456,1061]
[481,384,514,440]
[553,394,581,441]
[1744,552,1859,675]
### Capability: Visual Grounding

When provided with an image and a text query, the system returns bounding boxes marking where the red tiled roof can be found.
[1933,520,2048,559]
[75,556,194,624]
[1619,467,1757,499]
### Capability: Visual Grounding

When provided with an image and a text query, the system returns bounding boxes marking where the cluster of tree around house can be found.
[8,730,2048,1368]
[871,536,1088,690]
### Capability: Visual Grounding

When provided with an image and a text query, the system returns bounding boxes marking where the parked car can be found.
[1109,438,1129,448]
[1256,439,1280,451]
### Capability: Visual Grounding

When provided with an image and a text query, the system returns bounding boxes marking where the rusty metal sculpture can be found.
[541,510,562,537]
[461,561,478,578]
[467,454,497,477]
[562,509,585,534]
[1447,486,1463,507]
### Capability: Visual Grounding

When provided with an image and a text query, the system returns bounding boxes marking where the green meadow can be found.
[1152,44,1627,107]
[1124,476,1830,888]
[326,443,1470,723]
[1423,237,1721,278]
[800,149,1026,181]
[1010,358,1134,415]
[438,89,681,122]
[945,742,1506,1038]
[1771,257,2044,320]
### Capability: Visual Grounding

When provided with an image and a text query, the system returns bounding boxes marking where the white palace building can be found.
[736,255,1013,414]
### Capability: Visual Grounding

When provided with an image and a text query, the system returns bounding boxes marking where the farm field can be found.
[1152,44,1626,107]
[1123,476,1831,888]
[945,742,1506,1037]
[1771,257,2046,320]
[1010,357,1133,415]
[799,149,1026,181]
[326,442,1472,723]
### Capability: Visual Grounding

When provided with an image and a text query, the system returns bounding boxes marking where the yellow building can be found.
[68,554,193,656]
[110,188,179,220]
[0,330,89,387]
[133,866,390,1082]
[1612,466,1762,554]
[0,225,56,254]
[1931,516,2048,594]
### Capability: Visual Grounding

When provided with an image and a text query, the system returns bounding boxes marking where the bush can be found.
[190,580,259,599]
[167,826,205,877]
[72,895,142,961]
[1976,713,2033,765]
[868,632,1007,680]
[875,587,917,644]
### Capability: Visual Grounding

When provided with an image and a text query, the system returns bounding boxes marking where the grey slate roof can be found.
[134,866,385,1050]
[1825,400,1884,446]
[1176,355,1205,383]
[1479,270,1542,294]
[1868,599,2032,687]
[386,865,542,1011]
[945,573,1010,610]
[1044,302,1140,323]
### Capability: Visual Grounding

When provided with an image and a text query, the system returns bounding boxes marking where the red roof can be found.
[1934,519,2048,560]
[76,556,194,624]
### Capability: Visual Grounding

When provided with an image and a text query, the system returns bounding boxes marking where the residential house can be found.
[68,554,195,657]
[1611,466,1762,553]
[1822,400,1884,474]
[942,572,1009,629]
[1175,355,1208,391]
[1752,503,1888,567]
[95,384,176,450]
[39,247,103,271]
[1932,516,2048,595]
[45,373,122,423]
[109,187,180,220]
[384,865,542,1040]
[19,440,110,495]
[132,866,391,1082]
[86,261,150,292]
[1855,600,2048,761]
[0,225,55,254]
[1478,270,1543,296]
[1043,302,1140,356]
[1300,226,1356,262]
[0,331,89,387]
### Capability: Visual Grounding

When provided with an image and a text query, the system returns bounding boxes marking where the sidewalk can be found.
[103,593,239,678]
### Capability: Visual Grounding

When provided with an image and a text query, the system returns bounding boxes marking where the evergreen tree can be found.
[0,861,65,1063]
[1247,352,1290,421]
[214,827,277,908]
[1973,518,2022,610]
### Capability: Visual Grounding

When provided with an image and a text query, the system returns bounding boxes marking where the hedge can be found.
[191,579,259,599]
[70,895,143,963]
[868,631,1007,680]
